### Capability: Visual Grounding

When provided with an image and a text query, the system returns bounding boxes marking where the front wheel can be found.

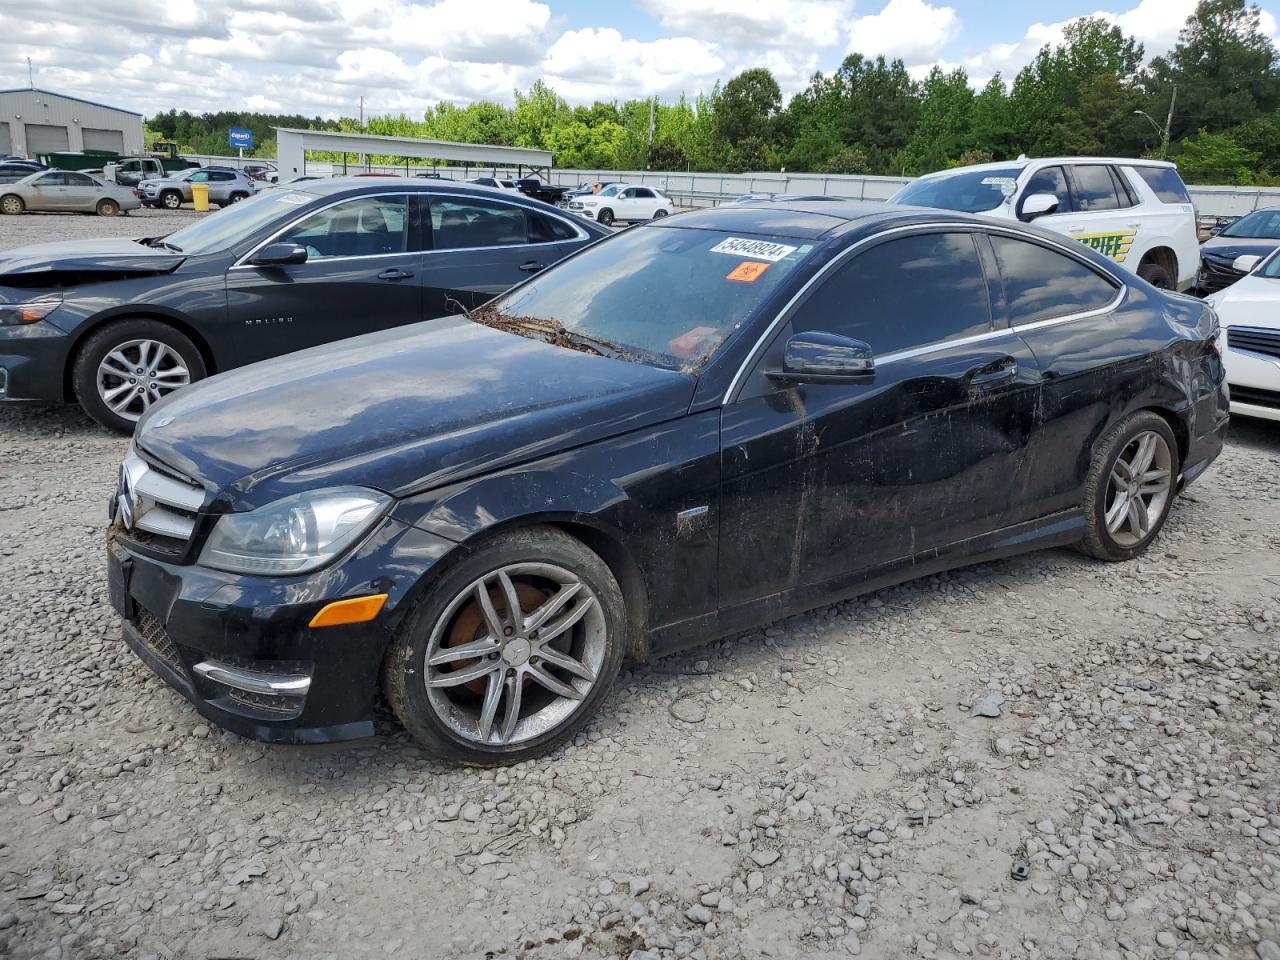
[596,208,615,227]
[652,208,669,219]
[0,194,24,215]
[1078,411,1180,561]
[72,319,207,433]
[383,527,626,765]
[160,191,182,210]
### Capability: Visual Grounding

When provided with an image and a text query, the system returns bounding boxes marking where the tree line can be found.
[146,0,1280,185]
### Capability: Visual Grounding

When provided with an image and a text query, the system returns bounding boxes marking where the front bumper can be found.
[0,319,73,403]
[1198,257,1244,293]
[109,517,457,744]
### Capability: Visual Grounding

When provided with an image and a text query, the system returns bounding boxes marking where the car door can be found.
[717,229,1043,611]
[630,187,661,219]
[419,194,580,317]
[225,191,423,363]
[28,172,69,210]
[985,231,1129,516]
[61,172,101,212]
[1058,164,1143,268]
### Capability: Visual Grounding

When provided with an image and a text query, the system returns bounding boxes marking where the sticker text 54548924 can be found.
[709,238,798,262]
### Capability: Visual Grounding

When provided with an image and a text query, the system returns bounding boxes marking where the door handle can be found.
[377,268,414,281]
[518,260,544,272]
[967,357,1018,387]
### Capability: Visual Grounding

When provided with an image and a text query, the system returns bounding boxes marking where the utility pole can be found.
[358,95,365,170]
[1162,86,1176,160]
[27,57,33,88]
[648,98,655,147]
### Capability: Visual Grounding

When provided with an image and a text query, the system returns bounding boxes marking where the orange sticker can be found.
[726,261,770,283]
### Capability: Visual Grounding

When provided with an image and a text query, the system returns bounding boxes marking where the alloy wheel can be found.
[1104,430,1173,547]
[424,562,606,746]
[96,339,192,422]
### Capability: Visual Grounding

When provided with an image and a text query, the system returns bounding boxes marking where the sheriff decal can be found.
[1071,229,1137,263]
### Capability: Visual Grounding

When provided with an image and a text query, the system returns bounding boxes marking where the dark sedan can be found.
[107,201,1228,764]
[0,179,606,432]
[1198,207,1280,292]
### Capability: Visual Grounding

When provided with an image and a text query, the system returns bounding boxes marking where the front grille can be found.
[114,450,207,550]
[1227,326,1280,360]
[135,609,188,678]
[1230,384,1280,409]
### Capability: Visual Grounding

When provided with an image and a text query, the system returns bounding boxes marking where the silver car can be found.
[0,170,141,217]
[139,168,257,210]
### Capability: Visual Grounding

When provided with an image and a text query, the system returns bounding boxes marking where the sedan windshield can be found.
[157,190,318,255]
[478,225,817,371]
[891,167,1022,213]
[1220,209,1280,239]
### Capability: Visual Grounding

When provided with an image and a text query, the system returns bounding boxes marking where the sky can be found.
[2,0,1277,120]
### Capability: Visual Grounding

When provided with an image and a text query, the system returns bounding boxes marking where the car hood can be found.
[1199,237,1280,259]
[1210,274,1280,328]
[0,238,185,279]
[136,317,698,510]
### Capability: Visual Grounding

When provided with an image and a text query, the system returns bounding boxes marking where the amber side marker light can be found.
[309,594,389,628]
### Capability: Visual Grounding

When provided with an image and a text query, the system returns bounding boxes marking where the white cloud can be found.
[543,28,726,101]
[638,0,852,51]
[847,0,961,63]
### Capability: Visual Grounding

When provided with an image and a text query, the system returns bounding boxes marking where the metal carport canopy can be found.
[274,127,552,176]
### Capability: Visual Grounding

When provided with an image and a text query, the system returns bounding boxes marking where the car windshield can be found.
[158,190,317,255]
[598,185,622,197]
[891,167,1022,213]
[1258,250,1280,278]
[477,225,817,371]
[1220,210,1280,239]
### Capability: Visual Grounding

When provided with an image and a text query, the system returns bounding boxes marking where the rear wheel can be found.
[383,527,626,765]
[597,208,615,227]
[229,191,249,203]
[0,194,24,215]
[1137,261,1173,289]
[96,198,120,217]
[160,191,182,210]
[1078,411,1179,561]
[72,319,207,433]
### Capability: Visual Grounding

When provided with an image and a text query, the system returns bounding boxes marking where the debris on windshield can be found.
[469,304,624,359]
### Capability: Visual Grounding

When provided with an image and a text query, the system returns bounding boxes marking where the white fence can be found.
[187,153,1280,218]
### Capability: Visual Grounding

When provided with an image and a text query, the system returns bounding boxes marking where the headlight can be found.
[198,486,390,575]
[0,297,61,325]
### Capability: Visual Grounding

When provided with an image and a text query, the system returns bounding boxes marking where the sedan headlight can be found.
[0,297,61,325]
[198,486,391,575]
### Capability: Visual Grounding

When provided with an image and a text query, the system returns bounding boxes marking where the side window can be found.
[1131,166,1192,204]
[622,188,637,198]
[64,172,95,186]
[430,197,529,249]
[37,173,66,186]
[276,195,409,259]
[527,211,579,243]
[1068,165,1122,212]
[211,172,235,182]
[1109,167,1138,207]
[793,232,991,356]
[635,188,655,199]
[1018,166,1070,220]
[990,235,1119,326]
[190,172,210,183]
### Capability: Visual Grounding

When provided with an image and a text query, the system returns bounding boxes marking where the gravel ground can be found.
[0,207,207,246]
[1,214,1279,960]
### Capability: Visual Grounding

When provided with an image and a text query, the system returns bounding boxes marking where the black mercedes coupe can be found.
[0,179,606,432]
[106,200,1228,764]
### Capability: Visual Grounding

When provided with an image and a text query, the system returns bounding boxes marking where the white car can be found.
[891,157,1200,291]
[1204,250,1280,422]
[568,184,673,226]
[465,177,519,193]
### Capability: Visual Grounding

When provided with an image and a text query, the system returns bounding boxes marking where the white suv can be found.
[568,184,673,226]
[890,157,1199,291]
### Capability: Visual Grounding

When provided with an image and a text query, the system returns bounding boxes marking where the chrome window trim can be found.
[723,221,1126,404]
[232,189,588,268]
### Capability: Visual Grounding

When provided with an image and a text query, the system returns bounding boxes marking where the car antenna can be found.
[444,296,472,319]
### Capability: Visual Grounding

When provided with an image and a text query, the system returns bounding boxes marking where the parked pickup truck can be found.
[103,157,170,186]
[514,178,571,205]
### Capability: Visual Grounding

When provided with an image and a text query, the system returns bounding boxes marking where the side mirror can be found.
[1232,254,1262,274]
[770,332,875,385]
[1019,193,1059,222]
[251,243,308,266]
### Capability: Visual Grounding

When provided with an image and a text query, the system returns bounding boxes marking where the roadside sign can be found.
[228,128,254,151]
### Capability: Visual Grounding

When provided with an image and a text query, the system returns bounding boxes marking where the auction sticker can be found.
[726,261,770,283]
[709,237,797,261]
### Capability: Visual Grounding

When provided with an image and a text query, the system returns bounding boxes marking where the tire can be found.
[229,192,248,203]
[96,198,120,217]
[597,208,615,227]
[652,209,669,219]
[383,526,627,765]
[160,191,182,210]
[72,319,207,434]
[1138,261,1174,289]
[0,194,24,215]
[1078,411,1180,562]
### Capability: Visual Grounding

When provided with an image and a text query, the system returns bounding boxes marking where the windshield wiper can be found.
[135,236,182,252]
[552,327,621,359]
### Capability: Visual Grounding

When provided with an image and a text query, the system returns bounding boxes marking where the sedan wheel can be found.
[97,199,120,217]
[72,320,208,434]
[384,528,625,764]
[1079,412,1180,561]
[0,194,24,215]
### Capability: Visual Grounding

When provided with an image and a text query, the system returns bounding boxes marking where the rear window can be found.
[484,226,817,371]
[891,167,1021,213]
[1131,166,1191,204]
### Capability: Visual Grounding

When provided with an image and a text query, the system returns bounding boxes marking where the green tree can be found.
[546,120,628,169]
[511,81,571,150]
[715,69,782,148]
[819,145,870,174]
[647,136,689,170]
[1175,127,1261,182]
[896,66,975,175]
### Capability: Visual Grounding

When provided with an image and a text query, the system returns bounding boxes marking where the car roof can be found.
[658,200,971,240]
[917,155,1179,181]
